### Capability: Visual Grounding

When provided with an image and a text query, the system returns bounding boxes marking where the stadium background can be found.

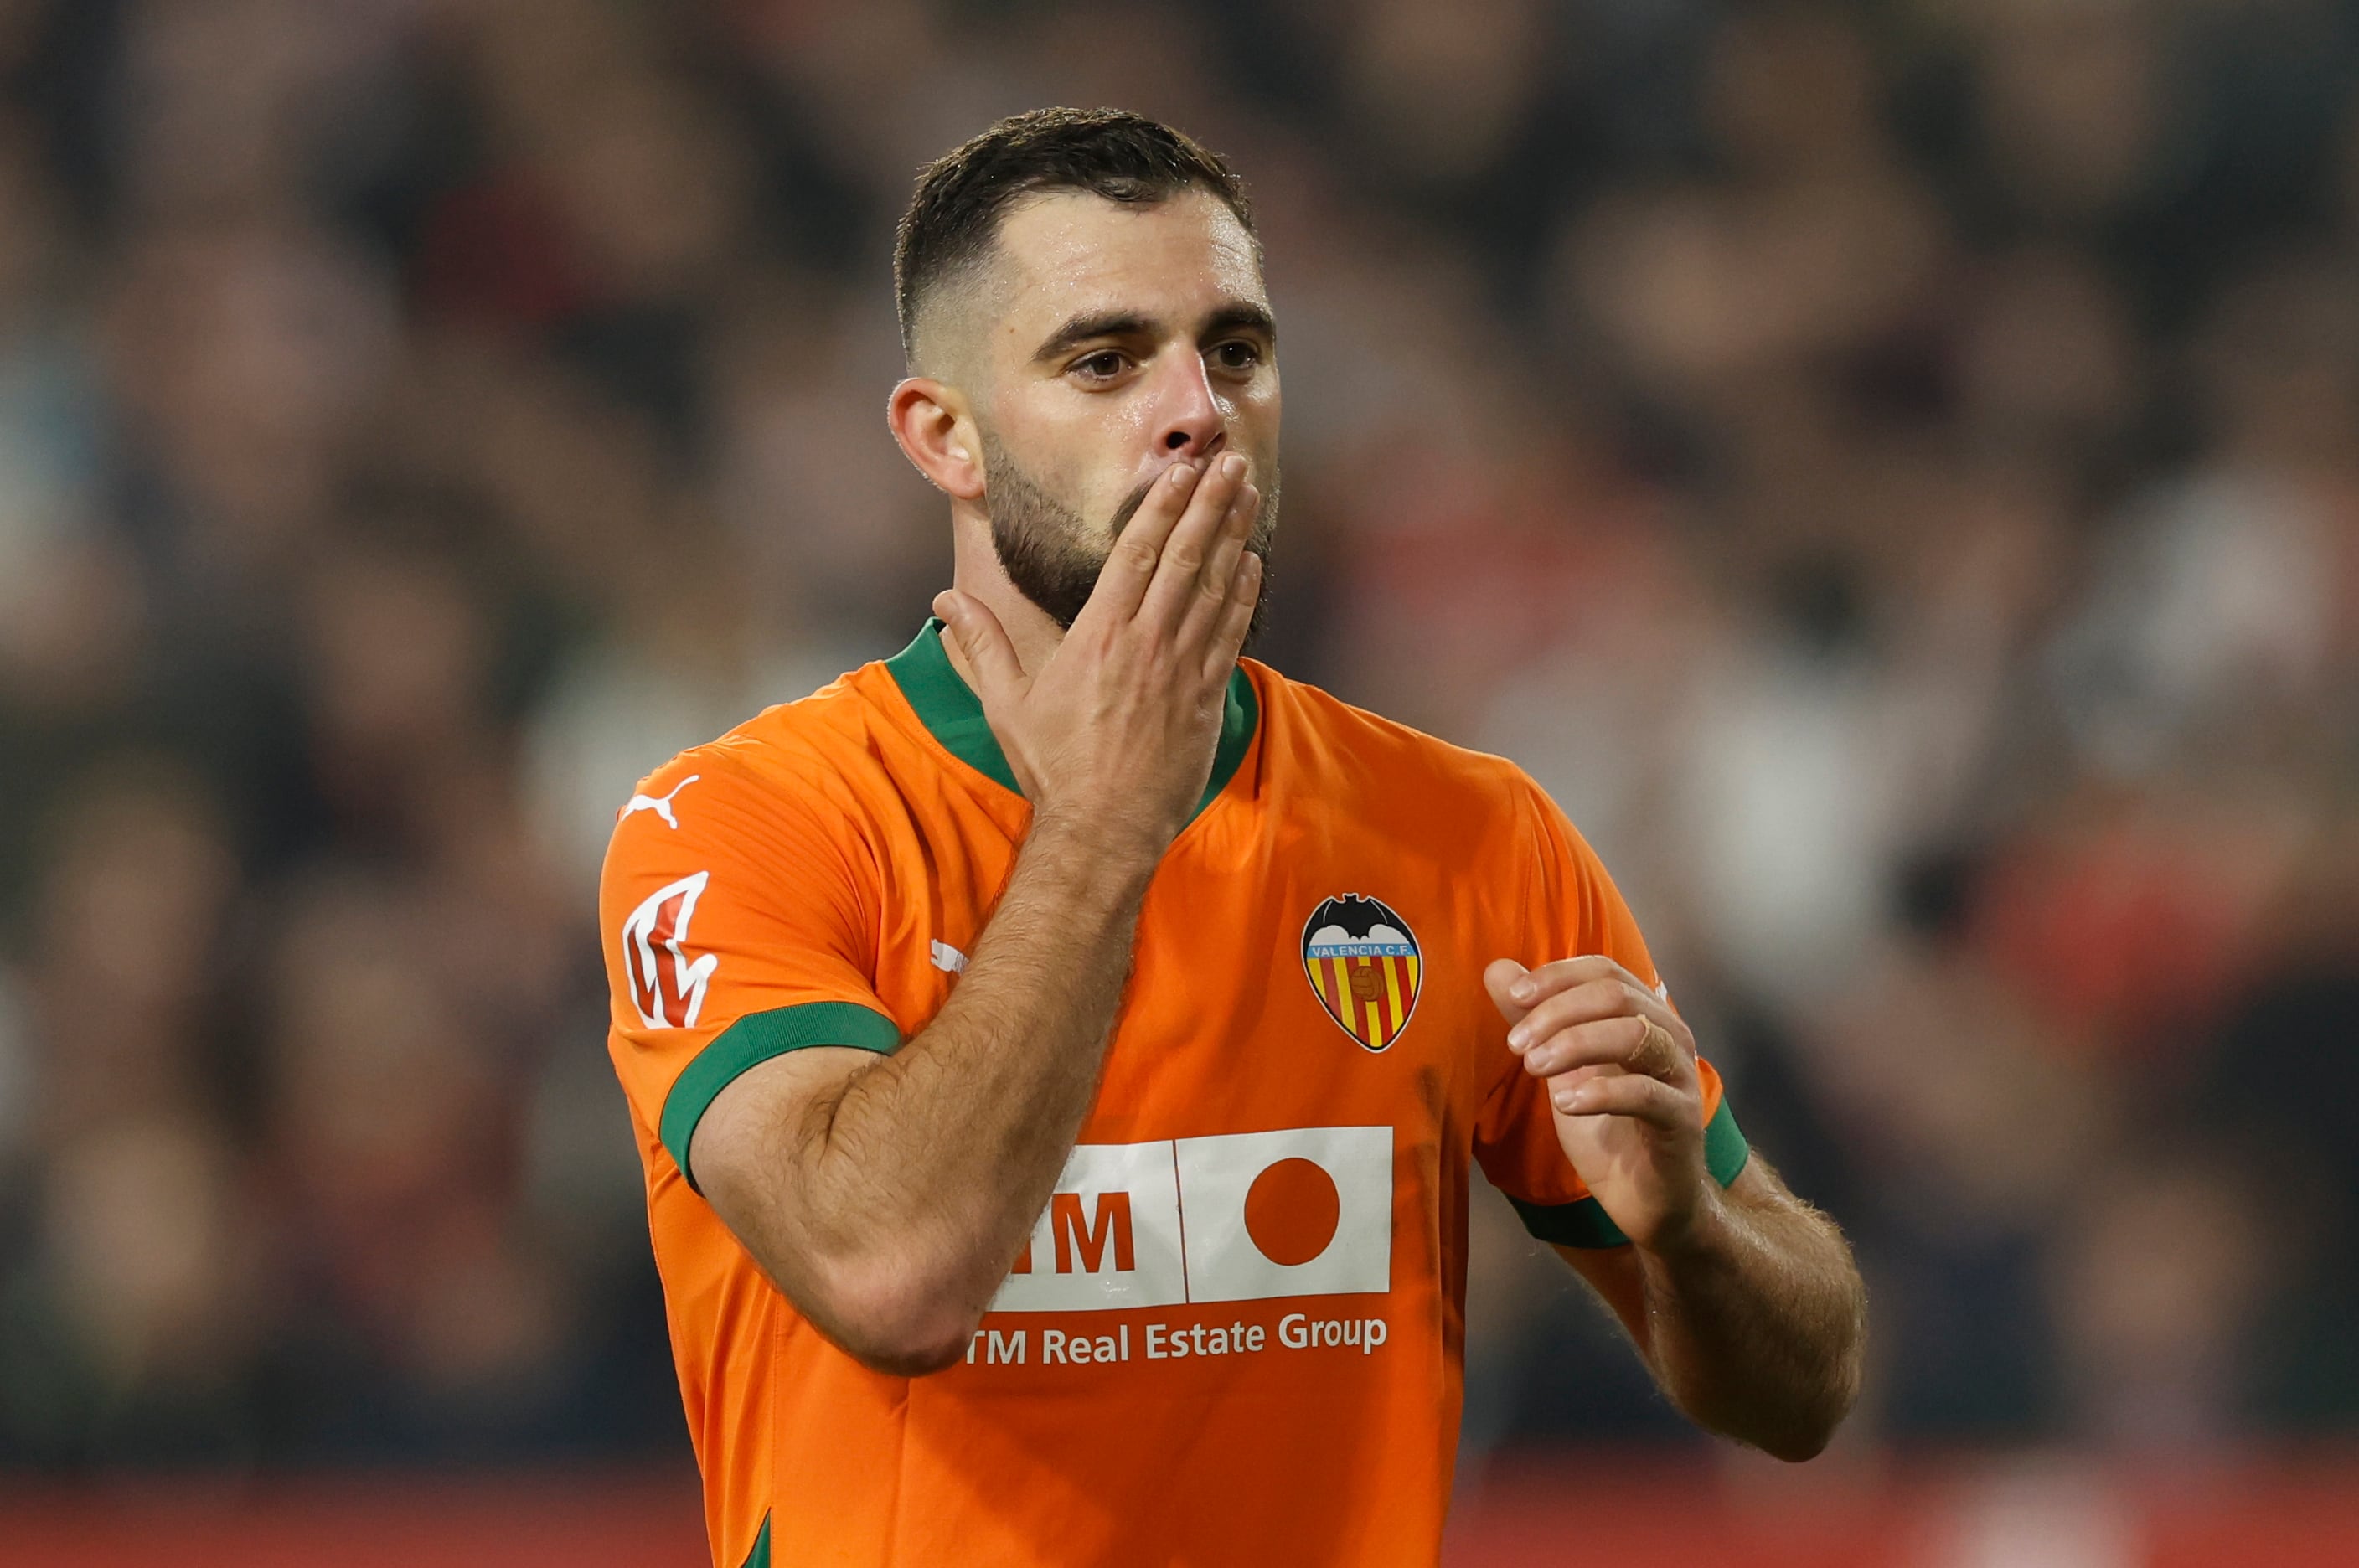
[2,0,2356,1561]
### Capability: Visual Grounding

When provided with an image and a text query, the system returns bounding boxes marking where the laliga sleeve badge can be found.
[1302,894,1421,1052]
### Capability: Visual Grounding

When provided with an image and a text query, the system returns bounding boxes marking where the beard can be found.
[982,434,1278,651]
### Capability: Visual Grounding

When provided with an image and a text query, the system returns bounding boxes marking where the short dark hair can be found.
[894,107,1256,362]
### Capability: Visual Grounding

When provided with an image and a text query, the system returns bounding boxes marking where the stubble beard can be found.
[981,434,1278,650]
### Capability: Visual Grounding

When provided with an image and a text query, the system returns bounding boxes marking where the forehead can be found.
[986,188,1265,334]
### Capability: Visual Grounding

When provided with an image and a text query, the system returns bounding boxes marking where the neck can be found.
[942,503,1067,683]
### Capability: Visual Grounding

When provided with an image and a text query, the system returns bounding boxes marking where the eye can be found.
[1071,349,1129,382]
[1210,340,1263,372]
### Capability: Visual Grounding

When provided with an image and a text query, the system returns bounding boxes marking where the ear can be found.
[887,378,987,502]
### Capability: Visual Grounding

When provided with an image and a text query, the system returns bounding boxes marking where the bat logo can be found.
[1301,894,1421,1053]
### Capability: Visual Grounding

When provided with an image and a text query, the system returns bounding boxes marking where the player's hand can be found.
[1484,955,1715,1254]
[935,451,1262,863]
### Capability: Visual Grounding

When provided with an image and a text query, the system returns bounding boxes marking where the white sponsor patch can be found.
[992,1140,1188,1313]
[1175,1127,1392,1302]
[930,940,968,973]
[987,1126,1393,1313]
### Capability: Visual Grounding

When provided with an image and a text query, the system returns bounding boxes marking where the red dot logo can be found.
[1243,1157,1341,1266]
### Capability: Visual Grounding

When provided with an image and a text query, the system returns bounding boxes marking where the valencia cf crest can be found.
[1302,895,1422,1052]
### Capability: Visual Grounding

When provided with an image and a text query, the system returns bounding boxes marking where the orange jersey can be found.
[599,622,1747,1568]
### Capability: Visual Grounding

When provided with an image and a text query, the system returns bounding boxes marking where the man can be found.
[601,108,1866,1568]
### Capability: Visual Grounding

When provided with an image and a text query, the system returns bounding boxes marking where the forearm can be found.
[1632,1176,1866,1461]
[691,454,1262,1375]
[776,814,1154,1338]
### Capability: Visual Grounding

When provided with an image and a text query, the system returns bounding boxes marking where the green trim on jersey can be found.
[741,1514,772,1568]
[662,1003,901,1190]
[884,619,1024,793]
[1508,1096,1752,1249]
[885,619,1258,825]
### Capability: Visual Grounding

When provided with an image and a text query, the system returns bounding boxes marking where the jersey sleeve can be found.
[1472,775,1750,1247]
[600,752,897,1191]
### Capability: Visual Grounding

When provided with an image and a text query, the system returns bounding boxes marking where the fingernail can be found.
[1221,453,1247,479]
[1510,979,1536,1003]
[1506,1025,1529,1052]
[1169,464,1195,487]
[1553,1086,1577,1112]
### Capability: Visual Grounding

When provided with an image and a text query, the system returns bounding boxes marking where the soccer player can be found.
[601,109,1866,1567]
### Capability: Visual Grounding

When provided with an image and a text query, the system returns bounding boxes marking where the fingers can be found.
[1484,958,1535,1025]
[1493,956,1643,1029]
[1505,954,1664,1012]
[1506,971,1686,1056]
[1630,1018,1684,1081]
[1176,476,1261,648]
[1549,1067,1691,1131]
[1138,453,1250,632]
[1502,958,1683,1055]
[1081,458,1208,624]
[933,590,1026,699]
[1516,1014,1690,1085]
[1495,962,1701,1136]
[1201,551,1262,679]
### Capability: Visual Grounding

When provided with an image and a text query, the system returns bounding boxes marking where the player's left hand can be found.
[1483,955,1714,1254]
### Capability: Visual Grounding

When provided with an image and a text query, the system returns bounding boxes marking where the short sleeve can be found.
[599,754,897,1190]
[1472,776,1750,1247]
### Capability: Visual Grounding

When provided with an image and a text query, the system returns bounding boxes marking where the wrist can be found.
[1639,1181,1737,1268]
[1022,809,1164,900]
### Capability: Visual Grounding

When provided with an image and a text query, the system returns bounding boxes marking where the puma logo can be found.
[622,774,700,830]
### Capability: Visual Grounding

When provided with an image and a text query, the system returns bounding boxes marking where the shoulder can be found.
[601,665,901,890]
[1249,660,1546,822]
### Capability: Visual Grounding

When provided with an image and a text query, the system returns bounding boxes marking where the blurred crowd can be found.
[1,0,2356,1473]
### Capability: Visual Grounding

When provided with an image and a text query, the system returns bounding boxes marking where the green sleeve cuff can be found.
[659,1002,900,1190]
[1507,1096,1751,1249]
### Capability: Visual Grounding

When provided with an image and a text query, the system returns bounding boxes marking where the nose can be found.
[1149,348,1227,460]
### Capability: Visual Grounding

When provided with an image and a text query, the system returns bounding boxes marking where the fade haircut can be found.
[894,106,1256,364]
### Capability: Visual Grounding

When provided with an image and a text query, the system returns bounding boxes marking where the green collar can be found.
[884,619,1257,825]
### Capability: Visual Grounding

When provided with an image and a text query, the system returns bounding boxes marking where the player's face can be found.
[974,188,1280,631]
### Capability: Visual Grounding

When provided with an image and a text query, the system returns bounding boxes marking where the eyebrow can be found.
[1031,311,1149,363]
[1200,302,1278,344]
[1029,301,1278,364]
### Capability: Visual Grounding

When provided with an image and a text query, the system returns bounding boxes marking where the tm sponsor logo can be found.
[988,1126,1393,1313]
[963,1312,1389,1368]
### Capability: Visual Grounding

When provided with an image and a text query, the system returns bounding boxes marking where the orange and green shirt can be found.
[600,622,1747,1568]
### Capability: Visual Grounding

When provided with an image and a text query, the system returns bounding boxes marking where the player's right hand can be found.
[934,451,1262,862]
